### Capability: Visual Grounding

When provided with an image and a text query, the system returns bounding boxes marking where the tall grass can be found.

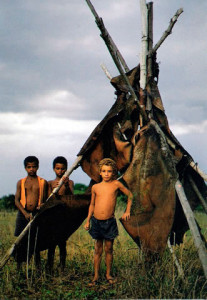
[0,208,206,299]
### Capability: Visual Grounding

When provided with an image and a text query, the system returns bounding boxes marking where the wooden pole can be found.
[139,0,148,90]
[164,134,207,182]
[139,0,148,127]
[175,180,207,280]
[85,0,148,123]
[187,174,207,213]
[190,161,207,182]
[147,2,153,79]
[146,2,153,118]
[85,0,129,73]
[149,8,183,56]
[100,63,112,80]
[167,239,184,278]
[0,155,83,269]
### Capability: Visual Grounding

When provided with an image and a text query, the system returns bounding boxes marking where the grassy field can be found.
[0,208,207,299]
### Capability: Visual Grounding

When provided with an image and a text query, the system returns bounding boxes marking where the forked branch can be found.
[150,8,183,56]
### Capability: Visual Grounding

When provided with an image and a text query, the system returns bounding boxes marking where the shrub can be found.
[0,194,16,210]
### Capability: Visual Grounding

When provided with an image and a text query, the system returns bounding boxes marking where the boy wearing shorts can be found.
[84,158,133,285]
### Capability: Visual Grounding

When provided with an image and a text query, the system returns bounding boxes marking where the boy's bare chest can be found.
[95,185,118,198]
[25,179,39,193]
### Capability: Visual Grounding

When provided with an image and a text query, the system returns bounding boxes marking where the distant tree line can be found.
[0,184,205,212]
[0,183,88,210]
[0,194,16,210]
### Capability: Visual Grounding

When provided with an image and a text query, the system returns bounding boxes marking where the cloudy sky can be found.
[0,0,206,196]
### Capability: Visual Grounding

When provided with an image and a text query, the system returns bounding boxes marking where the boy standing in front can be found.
[84,158,133,285]
[47,156,74,271]
[14,156,48,266]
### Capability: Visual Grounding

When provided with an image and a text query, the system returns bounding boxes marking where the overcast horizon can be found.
[0,0,206,196]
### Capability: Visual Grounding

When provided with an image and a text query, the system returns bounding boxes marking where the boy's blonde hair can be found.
[99,158,118,179]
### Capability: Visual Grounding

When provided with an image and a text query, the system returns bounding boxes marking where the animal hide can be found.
[13,194,90,263]
[121,120,177,254]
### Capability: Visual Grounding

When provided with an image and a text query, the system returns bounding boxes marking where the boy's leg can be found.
[47,246,55,273]
[93,239,103,282]
[104,239,116,283]
[35,250,41,269]
[59,241,67,271]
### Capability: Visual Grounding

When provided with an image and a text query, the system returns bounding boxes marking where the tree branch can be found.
[150,8,183,56]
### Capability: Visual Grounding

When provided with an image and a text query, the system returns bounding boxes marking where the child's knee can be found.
[95,243,103,256]
[104,243,113,254]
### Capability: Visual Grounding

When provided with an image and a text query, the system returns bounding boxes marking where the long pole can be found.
[85,0,129,73]
[175,180,207,279]
[85,0,148,123]
[139,0,148,90]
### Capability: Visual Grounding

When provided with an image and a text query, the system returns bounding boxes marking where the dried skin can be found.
[122,122,177,254]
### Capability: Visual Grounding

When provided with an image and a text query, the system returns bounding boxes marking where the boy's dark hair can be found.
[24,156,39,167]
[99,158,118,179]
[53,156,68,169]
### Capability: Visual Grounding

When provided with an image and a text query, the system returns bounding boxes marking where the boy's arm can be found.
[117,181,133,221]
[62,176,74,194]
[15,180,32,221]
[84,186,96,231]
[43,180,48,203]
[37,180,48,209]
[48,181,52,196]
[69,180,74,194]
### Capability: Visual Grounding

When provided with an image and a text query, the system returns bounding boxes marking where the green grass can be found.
[0,209,207,299]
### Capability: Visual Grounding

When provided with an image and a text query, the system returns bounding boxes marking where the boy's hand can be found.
[84,221,90,231]
[24,212,33,221]
[62,176,69,186]
[121,212,130,221]
[36,203,44,210]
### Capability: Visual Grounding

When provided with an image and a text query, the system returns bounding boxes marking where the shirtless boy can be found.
[47,156,74,271]
[15,156,48,266]
[84,158,133,285]
[48,156,74,196]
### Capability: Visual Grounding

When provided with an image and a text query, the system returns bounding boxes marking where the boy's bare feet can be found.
[88,279,98,287]
[106,276,117,284]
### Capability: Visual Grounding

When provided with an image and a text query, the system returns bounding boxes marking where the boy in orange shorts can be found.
[84,158,133,285]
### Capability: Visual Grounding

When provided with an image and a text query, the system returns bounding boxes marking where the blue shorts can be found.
[89,216,118,240]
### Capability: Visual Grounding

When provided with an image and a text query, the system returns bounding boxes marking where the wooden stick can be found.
[150,8,183,56]
[190,161,207,182]
[100,63,112,80]
[164,134,207,182]
[187,174,207,213]
[140,0,148,90]
[26,225,31,280]
[85,0,129,73]
[85,0,148,123]
[167,239,184,278]
[31,227,38,283]
[175,180,207,279]
[147,2,153,79]
[0,155,83,269]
